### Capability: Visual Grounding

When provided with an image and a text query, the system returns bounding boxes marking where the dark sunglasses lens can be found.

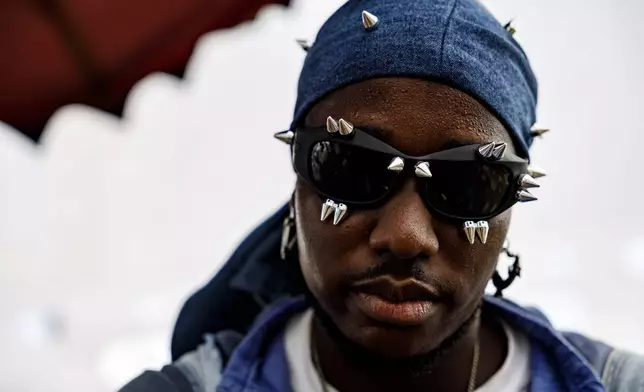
[422,160,513,218]
[309,141,398,203]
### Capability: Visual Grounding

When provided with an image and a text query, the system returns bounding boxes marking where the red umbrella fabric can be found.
[0,0,290,142]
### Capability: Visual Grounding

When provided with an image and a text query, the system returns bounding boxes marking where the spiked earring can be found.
[492,241,522,297]
[415,161,432,178]
[463,221,477,244]
[280,202,297,260]
[362,11,379,31]
[333,203,348,225]
[388,157,404,172]
[321,199,336,221]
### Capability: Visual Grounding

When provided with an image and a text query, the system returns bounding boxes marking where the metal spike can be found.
[527,165,547,179]
[387,157,405,172]
[478,142,495,158]
[326,116,339,134]
[362,10,379,31]
[414,161,432,178]
[518,174,540,189]
[492,143,507,159]
[296,39,311,52]
[274,130,294,145]
[320,200,336,221]
[531,128,550,138]
[333,203,348,225]
[516,190,538,203]
[504,20,516,35]
[338,119,354,136]
[463,221,476,245]
[476,221,489,244]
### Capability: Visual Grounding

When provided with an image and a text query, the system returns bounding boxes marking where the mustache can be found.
[343,255,454,296]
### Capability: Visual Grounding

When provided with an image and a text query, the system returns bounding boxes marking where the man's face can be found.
[294,77,515,358]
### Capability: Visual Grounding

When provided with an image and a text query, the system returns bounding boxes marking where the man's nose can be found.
[368,179,440,261]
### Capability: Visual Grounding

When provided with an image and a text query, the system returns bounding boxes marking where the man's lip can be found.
[350,275,441,303]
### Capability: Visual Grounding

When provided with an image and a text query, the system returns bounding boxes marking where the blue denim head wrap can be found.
[292,0,538,156]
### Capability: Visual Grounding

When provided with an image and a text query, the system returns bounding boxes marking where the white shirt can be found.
[284,308,531,392]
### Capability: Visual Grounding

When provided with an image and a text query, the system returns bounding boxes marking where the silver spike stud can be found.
[531,128,550,138]
[463,221,477,245]
[518,174,540,189]
[362,11,379,31]
[527,165,547,179]
[414,161,432,178]
[387,157,405,172]
[296,39,311,52]
[516,190,538,203]
[274,130,294,145]
[478,142,495,158]
[504,20,516,35]
[321,200,336,221]
[338,119,354,136]
[492,143,507,160]
[476,221,489,244]
[326,116,339,134]
[333,203,348,226]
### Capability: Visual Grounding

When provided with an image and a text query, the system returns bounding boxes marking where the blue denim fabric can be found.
[292,0,538,156]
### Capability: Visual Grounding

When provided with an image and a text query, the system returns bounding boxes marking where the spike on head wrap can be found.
[292,0,538,157]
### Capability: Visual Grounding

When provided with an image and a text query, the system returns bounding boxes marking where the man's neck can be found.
[311,311,507,392]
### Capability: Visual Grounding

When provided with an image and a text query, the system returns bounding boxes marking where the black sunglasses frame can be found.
[291,126,530,221]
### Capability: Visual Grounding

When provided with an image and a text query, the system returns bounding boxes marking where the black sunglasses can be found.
[286,126,537,221]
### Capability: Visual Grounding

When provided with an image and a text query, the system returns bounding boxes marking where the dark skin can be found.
[294,77,517,392]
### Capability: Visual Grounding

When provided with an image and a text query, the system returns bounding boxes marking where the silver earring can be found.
[333,203,348,225]
[362,11,379,31]
[476,221,489,244]
[321,199,336,221]
[280,204,297,260]
[463,221,477,244]
[414,161,432,178]
[338,119,354,136]
[388,157,404,172]
[326,116,339,134]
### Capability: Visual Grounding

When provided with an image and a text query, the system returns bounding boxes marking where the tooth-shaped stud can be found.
[478,142,495,158]
[387,157,405,172]
[320,200,336,221]
[296,39,311,52]
[414,161,432,178]
[492,143,507,159]
[274,130,294,145]
[362,11,379,31]
[338,119,354,136]
[527,165,547,179]
[333,203,348,225]
[531,128,550,138]
[518,174,540,189]
[504,20,516,35]
[326,116,339,134]
[516,190,538,202]
[464,221,476,244]
[476,221,489,244]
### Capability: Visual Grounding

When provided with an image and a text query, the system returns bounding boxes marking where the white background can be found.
[1,0,643,390]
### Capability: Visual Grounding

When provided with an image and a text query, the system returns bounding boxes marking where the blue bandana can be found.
[292,0,538,156]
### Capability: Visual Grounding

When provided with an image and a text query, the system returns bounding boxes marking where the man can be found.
[122,0,644,391]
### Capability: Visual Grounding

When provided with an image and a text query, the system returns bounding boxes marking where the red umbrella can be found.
[0,0,290,142]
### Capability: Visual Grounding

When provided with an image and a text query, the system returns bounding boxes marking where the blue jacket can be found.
[121,205,644,392]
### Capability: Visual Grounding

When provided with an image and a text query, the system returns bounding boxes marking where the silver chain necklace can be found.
[311,331,480,392]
